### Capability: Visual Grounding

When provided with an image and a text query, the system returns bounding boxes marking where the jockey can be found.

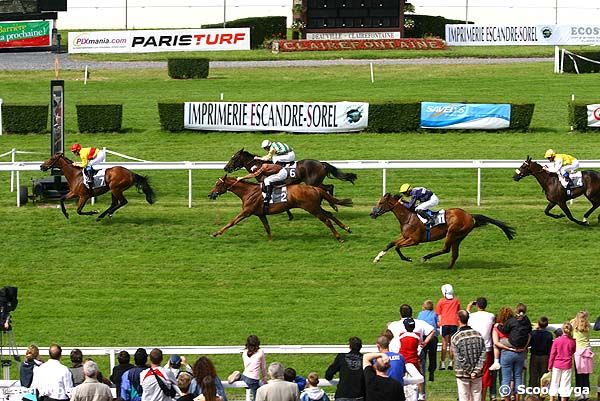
[399,183,439,226]
[254,140,296,212]
[70,143,106,190]
[544,149,579,188]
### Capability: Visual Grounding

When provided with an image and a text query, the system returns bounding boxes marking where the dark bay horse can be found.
[40,153,156,220]
[513,156,600,225]
[208,175,353,242]
[370,193,515,268]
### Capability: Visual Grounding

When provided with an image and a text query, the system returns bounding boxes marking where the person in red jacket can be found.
[436,284,461,370]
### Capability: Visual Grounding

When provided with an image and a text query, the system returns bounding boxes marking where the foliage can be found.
[569,101,599,132]
[167,58,209,79]
[203,16,287,49]
[157,102,184,132]
[561,50,600,74]
[509,104,535,131]
[405,14,466,39]
[1,104,48,134]
[368,102,421,132]
[76,104,123,133]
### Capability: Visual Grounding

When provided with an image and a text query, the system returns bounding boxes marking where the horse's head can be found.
[513,156,534,181]
[370,192,401,218]
[40,153,66,171]
[208,174,232,200]
[224,148,249,173]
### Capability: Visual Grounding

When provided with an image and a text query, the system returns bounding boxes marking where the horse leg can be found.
[422,233,460,263]
[258,215,272,241]
[97,194,119,220]
[544,201,565,219]
[556,202,587,226]
[286,210,294,221]
[447,238,465,269]
[76,195,97,216]
[309,209,343,242]
[373,237,416,263]
[321,208,351,233]
[59,192,78,219]
[108,193,128,218]
[212,212,250,237]
[318,184,338,211]
[582,200,600,224]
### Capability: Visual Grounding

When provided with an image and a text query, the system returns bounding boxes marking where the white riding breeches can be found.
[87,150,106,168]
[264,168,288,186]
[415,194,439,211]
[273,151,295,164]
[560,160,579,176]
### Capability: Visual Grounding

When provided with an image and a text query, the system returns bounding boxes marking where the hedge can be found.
[1,104,48,134]
[406,15,468,39]
[562,51,600,74]
[203,16,286,49]
[76,104,123,133]
[569,102,600,131]
[157,101,535,132]
[168,58,209,79]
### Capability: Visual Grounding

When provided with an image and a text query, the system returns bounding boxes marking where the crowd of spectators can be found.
[15,285,599,401]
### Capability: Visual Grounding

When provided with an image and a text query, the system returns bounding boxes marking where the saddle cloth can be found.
[262,185,288,204]
[416,209,446,227]
[561,171,583,188]
[83,168,107,189]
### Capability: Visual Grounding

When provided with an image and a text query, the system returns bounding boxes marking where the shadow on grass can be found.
[418,258,515,270]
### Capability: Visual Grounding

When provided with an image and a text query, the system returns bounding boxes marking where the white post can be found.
[0,98,3,136]
[560,48,565,73]
[188,168,193,208]
[220,93,224,101]
[477,167,481,206]
[382,168,387,195]
[109,351,116,373]
[10,148,15,192]
[84,65,89,85]
[370,62,374,83]
[571,94,575,131]
[554,46,560,74]
[16,170,21,207]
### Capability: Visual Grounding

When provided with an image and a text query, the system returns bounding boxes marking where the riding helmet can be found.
[544,149,556,158]
[399,183,412,194]
[70,143,82,152]
[261,139,272,149]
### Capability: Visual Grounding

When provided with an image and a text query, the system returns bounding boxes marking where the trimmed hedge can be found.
[406,14,467,39]
[509,103,535,131]
[158,102,184,132]
[569,102,600,131]
[203,16,287,49]
[168,58,209,79]
[76,104,123,133]
[2,104,48,133]
[562,51,600,74]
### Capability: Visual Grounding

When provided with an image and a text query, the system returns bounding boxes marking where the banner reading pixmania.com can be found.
[445,24,600,46]
[184,102,369,133]
[68,28,250,53]
[0,21,50,49]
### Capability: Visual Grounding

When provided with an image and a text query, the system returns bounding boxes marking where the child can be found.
[435,284,461,370]
[300,372,330,401]
[417,299,439,382]
[284,367,307,392]
[399,317,425,401]
[529,317,553,389]
[548,322,576,401]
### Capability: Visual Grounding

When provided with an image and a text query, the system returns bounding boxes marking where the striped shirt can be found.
[450,326,486,378]
[270,142,291,155]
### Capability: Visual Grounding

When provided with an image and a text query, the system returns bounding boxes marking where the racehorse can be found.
[370,193,515,268]
[513,156,600,225]
[40,153,156,221]
[208,175,353,242]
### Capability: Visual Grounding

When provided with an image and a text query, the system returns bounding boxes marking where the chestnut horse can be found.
[40,153,156,220]
[370,193,515,268]
[512,156,600,225]
[208,175,352,242]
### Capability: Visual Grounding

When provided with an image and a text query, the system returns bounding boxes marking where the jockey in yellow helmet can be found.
[70,143,106,190]
[544,149,579,188]
[400,183,439,226]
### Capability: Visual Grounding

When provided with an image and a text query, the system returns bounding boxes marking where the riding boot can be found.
[263,184,273,214]
[417,210,433,226]
[85,168,95,193]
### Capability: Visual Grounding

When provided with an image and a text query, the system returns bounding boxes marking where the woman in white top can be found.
[241,335,267,401]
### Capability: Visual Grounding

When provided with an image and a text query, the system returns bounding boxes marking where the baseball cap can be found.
[441,284,454,299]
[169,354,182,365]
[403,317,416,332]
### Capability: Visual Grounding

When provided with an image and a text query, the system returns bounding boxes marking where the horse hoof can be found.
[405,258,413,263]
[346,227,352,233]
[211,232,220,237]
[372,258,380,264]
[332,206,339,212]
[421,257,428,263]
[337,238,344,243]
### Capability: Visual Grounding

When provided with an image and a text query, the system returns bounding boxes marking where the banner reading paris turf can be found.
[0,21,51,49]
[420,102,511,130]
[184,101,369,133]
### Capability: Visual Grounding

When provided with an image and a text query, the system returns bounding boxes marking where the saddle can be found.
[416,210,446,227]
[261,185,288,204]
[560,171,583,189]
[82,168,107,189]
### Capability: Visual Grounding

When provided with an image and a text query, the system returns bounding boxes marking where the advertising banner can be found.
[421,102,511,130]
[306,32,402,40]
[69,28,250,54]
[277,38,445,52]
[184,102,369,133]
[0,21,51,49]
[587,104,600,127]
[445,24,600,46]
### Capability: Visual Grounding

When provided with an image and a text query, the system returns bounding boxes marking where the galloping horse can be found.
[40,153,156,220]
[208,175,353,242]
[370,193,515,268]
[513,156,600,225]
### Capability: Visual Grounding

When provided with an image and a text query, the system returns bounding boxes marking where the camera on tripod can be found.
[0,286,18,331]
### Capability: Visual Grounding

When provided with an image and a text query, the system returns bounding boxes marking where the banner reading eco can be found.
[445,24,600,46]
[421,102,511,130]
[0,21,50,49]
[69,28,250,54]
[184,102,369,133]
[587,104,600,127]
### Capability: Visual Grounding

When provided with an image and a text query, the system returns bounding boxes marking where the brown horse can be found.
[370,193,515,268]
[512,156,600,225]
[208,175,352,242]
[40,153,156,220]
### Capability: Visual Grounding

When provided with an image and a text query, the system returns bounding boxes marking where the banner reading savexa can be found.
[184,102,369,133]
[68,28,250,53]
[421,102,511,130]
[0,21,50,49]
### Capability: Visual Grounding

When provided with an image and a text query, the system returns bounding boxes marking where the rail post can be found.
[187,163,193,208]
[10,148,15,192]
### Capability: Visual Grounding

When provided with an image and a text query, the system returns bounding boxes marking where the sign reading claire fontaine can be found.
[184,102,369,133]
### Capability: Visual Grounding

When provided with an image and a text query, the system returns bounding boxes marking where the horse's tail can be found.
[473,214,515,240]
[322,162,357,184]
[321,189,353,207]
[134,174,156,204]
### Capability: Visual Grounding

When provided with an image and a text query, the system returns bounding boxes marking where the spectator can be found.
[70,360,112,401]
[85,358,112,387]
[190,356,228,401]
[387,304,436,355]
[325,336,365,401]
[111,350,134,400]
[548,322,576,401]
[31,343,73,401]
[528,317,553,389]
[498,303,532,350]
[417,300,438,383]
[241,335,268,401]
[571,310,593,400]
[399,318,421,370]
[467,297,496,401]
[70,349,85,386]
[121,348,149,401]
[489,307,514,401]
[436,284,461,371]
[362,352,405,401]
[176,373,194,401]
[164,355,192,379]
[20,344,43,388]
[451,310,487,401]
[255,362,299,401]
[284,367,307,392]
[376,335,406,386]
[140,348,178,401]
[197,376,224,401]
[299,372,329,401]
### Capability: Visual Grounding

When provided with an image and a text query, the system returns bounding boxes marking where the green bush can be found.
[2,104,48,134]
[158,102,184,132]
[510,103,535,131]
[368,102,421,132]
[569,101,600,131]
[203,16,287,49]
[562,51,600,73]
[406,15,467,39]
[76,104,123,133]
[167,58,209,79]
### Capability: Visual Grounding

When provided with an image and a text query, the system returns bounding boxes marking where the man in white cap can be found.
[435,284,461,371]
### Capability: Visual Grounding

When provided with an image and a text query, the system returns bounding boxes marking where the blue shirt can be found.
[406,187,433,209]
[417,310,439,336]
[386,351,406,386]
